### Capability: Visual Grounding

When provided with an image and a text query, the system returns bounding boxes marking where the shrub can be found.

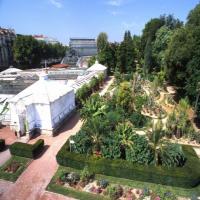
[97,179,109,189]
[189,131,200,144]
[80,166,94,182]
[106,185,123,200]
[10,139,44,158]
[56,142,200,188]
[154,188,177,200]
[101,136,121,159]
[125,134,154,164]
[134,95,148,112]
[70,130,93,155]
[0,139,5,151]
[161,144,186,167]
[128,112,149,128]
[65,172,80,185]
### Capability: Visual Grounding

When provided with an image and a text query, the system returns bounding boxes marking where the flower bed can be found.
[47,166,184,200]
[0,156,31,182]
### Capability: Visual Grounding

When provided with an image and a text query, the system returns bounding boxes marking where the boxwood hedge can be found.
[0,139,5,151]
[10,139,44,158]
[56,141,200,188]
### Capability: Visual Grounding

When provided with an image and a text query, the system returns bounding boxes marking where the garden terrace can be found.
[56,141,200,188]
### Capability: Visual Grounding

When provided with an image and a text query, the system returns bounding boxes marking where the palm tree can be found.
[148,120,165,166]
[84,117,107,152]
[115,122,135,158]
[175,99,190,137]
[80,94,107,121]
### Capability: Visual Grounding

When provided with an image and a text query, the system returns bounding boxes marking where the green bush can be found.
[10,139,44,158]
[80,166,94,182]
[106,185,123,200]
[161,144,186,167]
[97,179,109,189]
[62,172,80,185]
[125,134,154,164]
[128,112,149,128]
[70,130,93,154]
[0,139,5,151]
[56,142,200,188]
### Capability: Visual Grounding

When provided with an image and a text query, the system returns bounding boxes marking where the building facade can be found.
[0,28,16,70]
[69,38,97,57]
[33,35,59,45]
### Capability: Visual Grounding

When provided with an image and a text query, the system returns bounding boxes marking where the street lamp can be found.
[69,139,75,152]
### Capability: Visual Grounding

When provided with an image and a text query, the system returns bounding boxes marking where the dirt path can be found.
[99,76,114,96]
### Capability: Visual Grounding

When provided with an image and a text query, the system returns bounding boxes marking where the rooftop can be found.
[9,79,73,105]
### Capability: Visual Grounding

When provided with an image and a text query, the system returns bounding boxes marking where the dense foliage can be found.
[72,80,186,167]
[75,73,105,108]
[93,3,200,118]
[56,142,200,188]
[13,35,67,68]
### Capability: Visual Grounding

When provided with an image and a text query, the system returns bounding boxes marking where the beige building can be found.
[0,28,16,70]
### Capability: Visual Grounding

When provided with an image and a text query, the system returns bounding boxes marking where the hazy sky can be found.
[0,0,199,44]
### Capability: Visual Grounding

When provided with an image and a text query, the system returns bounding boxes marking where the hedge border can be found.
[56,141,200,188]
[0,156,31,182]
[9,139,44,158]
[0,139,5,151]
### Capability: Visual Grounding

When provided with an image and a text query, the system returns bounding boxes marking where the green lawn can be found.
[0,156,31,182]
[47,166,200,199]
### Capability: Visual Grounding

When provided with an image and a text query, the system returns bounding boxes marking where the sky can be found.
[0,0,199,45]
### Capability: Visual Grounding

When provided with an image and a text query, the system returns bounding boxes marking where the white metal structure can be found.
[87,60,107,76]
[8,79,75,137]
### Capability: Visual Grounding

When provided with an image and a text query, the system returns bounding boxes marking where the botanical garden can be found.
[46,3,200,199]
[1,2,200,200]
[47,71,200,200]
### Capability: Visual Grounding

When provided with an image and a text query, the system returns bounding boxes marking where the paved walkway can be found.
[0,127,17,166]
[0,78,113,200]
[0,113,81,200]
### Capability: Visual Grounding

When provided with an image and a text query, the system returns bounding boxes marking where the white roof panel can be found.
[87,61,107,71]
[9,80,73,105]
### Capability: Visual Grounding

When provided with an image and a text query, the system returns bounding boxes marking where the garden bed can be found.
[0,156,31,182]
[56,142,200,188]
[47,166,200,200]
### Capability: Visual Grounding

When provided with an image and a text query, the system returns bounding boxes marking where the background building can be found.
[62,38,97,67]
[0,28,16,70]
[69,38,97,57]
[33,34,59,45]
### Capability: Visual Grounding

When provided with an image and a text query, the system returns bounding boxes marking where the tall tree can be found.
[116,31,136,73]
[97,32,108,52]
[13,35,40,67]
[187,3,200,27]
[164,27,194,86]
[152,26,174,71]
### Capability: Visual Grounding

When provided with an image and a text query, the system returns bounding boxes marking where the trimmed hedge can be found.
[0,139,5,151]
[56,141,200,188]
[10,139,44,158]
